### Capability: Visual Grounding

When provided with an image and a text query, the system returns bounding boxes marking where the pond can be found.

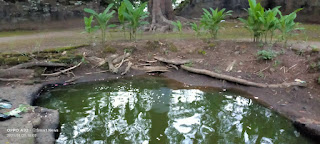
[35,76,313,144]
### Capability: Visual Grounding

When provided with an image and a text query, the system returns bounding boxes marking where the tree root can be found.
[155,56,306,88]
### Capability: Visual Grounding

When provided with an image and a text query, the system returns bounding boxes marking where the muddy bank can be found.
[0,67,319,143]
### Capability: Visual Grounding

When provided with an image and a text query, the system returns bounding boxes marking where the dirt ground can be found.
[0,23,320,143]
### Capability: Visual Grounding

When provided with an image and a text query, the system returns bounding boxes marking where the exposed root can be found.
[121,61,133,75]
[42,62,82,77]
[155,56,306,88]
[181,65,306,88]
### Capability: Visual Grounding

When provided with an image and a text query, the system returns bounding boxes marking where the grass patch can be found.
[3,56,30,65]
[39,44,88,53]
[0,30,37,38]
[104,45,117,53]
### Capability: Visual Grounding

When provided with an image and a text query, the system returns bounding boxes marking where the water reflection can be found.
[36,78,311,144]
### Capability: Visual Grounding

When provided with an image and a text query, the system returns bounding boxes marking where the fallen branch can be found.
[8,62,67,70]
[154,56,192,65]
[42,62,82,77]
[181,65,306,88]
[0,78,24,82]
[113,53,131,64]
[121,61,133,75]
[107,56,118,74]
[139,59,157,63]
[133,66,169,73]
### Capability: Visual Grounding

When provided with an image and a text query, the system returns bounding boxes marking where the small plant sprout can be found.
[172,20,183,33]
[257,49,277,60]
[122,0,149,41]
[200,8,232,39]
[84,3,116,44]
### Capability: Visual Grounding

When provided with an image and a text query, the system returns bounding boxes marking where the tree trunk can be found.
[148,0,175,31]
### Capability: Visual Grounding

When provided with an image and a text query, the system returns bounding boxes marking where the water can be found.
[36,76,312,144]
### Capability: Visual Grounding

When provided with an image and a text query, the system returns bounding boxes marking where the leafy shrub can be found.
[200,8,232,38]
[84,4,116,44]
[120,0,149,41]
[240,0,303,44]
[257,50,277,60]
[172,20,183,33]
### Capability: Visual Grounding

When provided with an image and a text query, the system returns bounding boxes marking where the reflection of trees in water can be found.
[38,78,308,144]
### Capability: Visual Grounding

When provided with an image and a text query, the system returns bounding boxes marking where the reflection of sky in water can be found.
[37,79,310,144]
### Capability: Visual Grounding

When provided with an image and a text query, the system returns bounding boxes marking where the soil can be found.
[0,38,320,143]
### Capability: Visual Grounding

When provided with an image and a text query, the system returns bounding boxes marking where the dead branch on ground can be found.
[121,61,133,75]
[42,62,82,77]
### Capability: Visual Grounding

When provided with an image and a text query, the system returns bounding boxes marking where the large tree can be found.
[148,0,175,31]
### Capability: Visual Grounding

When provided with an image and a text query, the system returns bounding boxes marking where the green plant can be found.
[83,16,99,43]
[257,49,277,60]
[84,4,116,44]
[84,16,99,34]
[190,22,200,36]
[277,8,303,47]
[273,60,281,67]
[198,49,206,55]
[260,7,280,43]
[200,8,232,38]
[239,0,265,42]
[172,20,183,33]
[118,2,127,38]
[121,0,149,41]
[311,45,320,52]
[184,62,193,67]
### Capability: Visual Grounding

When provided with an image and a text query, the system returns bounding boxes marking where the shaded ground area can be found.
[0,20,320,143]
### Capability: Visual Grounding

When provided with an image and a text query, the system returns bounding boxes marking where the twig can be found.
[286,64,297,73]
[85,71,108,75]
